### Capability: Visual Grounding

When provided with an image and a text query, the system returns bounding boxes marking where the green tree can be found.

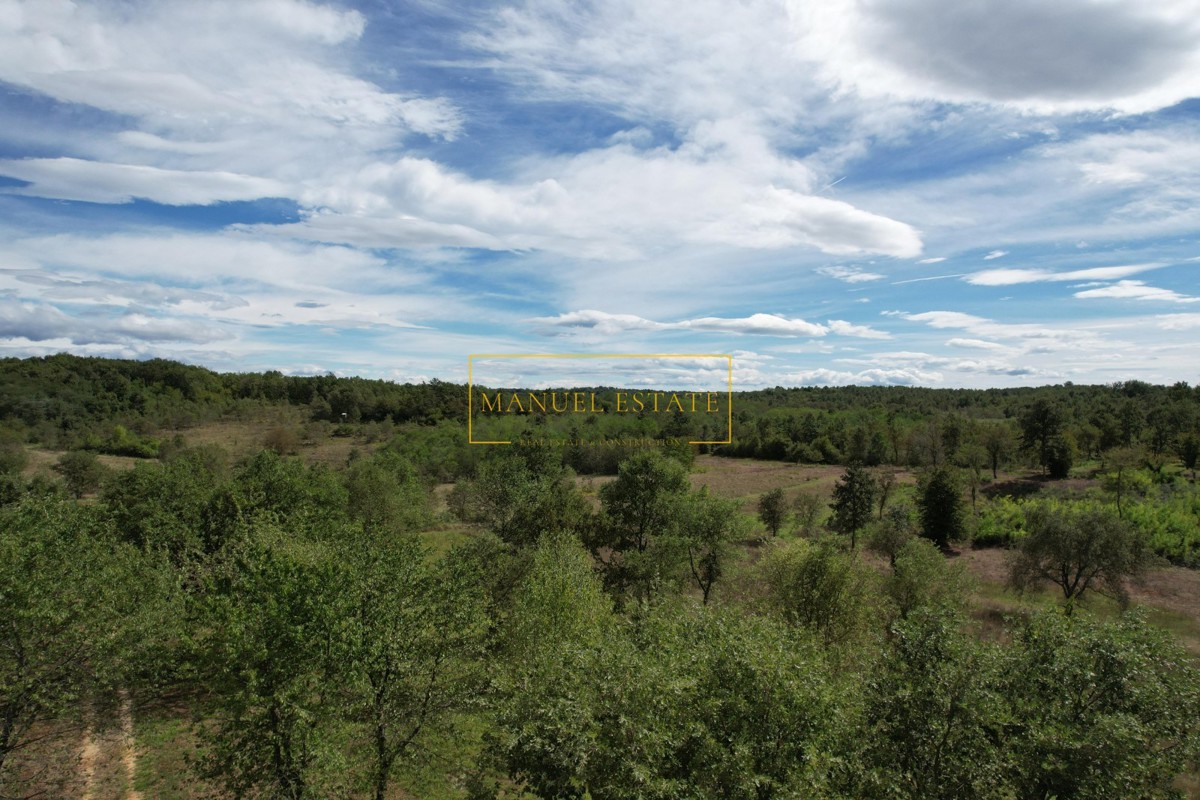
[190,535,348,799]
[621,605,846,800]
[792,491,823,536]
[453,450,590,547]
[1020,399,1064,475]
[102,446,227,562]
[917,466,965,548]
[853,608,1003,800]
[53,449,105,498]
[757,487,787,537]
[680,488,743,604]
[866,503,917,569]
[829,463,877,550]
[1009,504,1149,613]
[762,538,880,646]
[874,469,897,519]
[1045,433,1075,480]
[0,497,153,791]
[1000,610,1200,799]
[494,534,615,799]
[886,538,970,620]
[345,452,430,536]
[1177,431,1199,481]
[0,441,26,476]
[954,443,987,513]
[1104,445,1146,519]
[981,422,1012,479]
[341,534,489,800]
[591,450,689,603]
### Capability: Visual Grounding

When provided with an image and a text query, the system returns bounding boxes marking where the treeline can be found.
[4,356,1199,478]
[717,383,1200,475]
[0,354,462,451]
[3,441,1200,798]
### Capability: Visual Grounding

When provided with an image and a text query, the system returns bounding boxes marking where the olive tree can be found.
[1009,504,1149,613]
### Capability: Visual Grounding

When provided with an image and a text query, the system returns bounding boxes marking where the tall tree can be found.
[854,608,1002,800]
[762,538,880,646]
[341,535,489,800]
[452,450,590,547]
[191,535,348,799]
[829,463,877,550]
[53,450,105,498]
[345,452,430,536]
[591,450,689,603]
[757,487,787,538]
[982,423,1012,479]
[1019,399,1064,475]
[1177,432,1199,481]
[792,491,823,536]
[1104,446,1145,519]
[917,466,965,548]
[680,488,743,604]
[0,497,150,790]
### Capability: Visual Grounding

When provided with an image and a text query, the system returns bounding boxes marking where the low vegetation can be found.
[3,355,1200,798]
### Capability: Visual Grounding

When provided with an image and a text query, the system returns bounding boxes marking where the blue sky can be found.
[1,0,1199,389]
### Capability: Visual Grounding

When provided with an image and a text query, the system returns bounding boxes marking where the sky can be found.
[1,0,1199,390]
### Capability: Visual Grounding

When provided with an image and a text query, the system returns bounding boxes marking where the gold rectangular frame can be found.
[468,353,733,445]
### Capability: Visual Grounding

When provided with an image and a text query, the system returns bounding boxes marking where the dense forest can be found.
[2,354,1200,798]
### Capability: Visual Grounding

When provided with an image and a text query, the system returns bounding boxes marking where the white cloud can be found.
[902,310,1109,351]
[945,337,1013,352]
[0,0,926,261]
[0,157,289,205]
[780,367,943,386]
[818,265,885,283]
[918,257,946,264]
[530,309,830,337]
[983,250,1008,260]
[686,314,828,336]
[1057,130,1200,186]
[965,263,1163,286]
[1073,280,1199,303]
[0,0,466,238]
[527,310,670,335]
[790,0,1200,114]
[279,131,923,259]
[827,319,891,339]
[838,350,1047,378]
[1157,313,1200,330]
[0,0,460,142]
[0,298,230,345]
[0,233,488,343]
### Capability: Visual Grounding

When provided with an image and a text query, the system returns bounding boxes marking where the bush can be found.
[0,442,27,475]
[262,426,300,455]
[1046,434,1075,479]
[761,537,881,646]
[53,450,106,498]
[887,538,971,619]
[972,497,1028,547]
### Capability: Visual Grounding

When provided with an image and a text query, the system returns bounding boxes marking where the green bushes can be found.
[973,491,1200,566]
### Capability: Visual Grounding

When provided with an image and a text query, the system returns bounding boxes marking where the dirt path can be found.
[118,689,143,800]
[78,711,101,800]
[77,691,142,800]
